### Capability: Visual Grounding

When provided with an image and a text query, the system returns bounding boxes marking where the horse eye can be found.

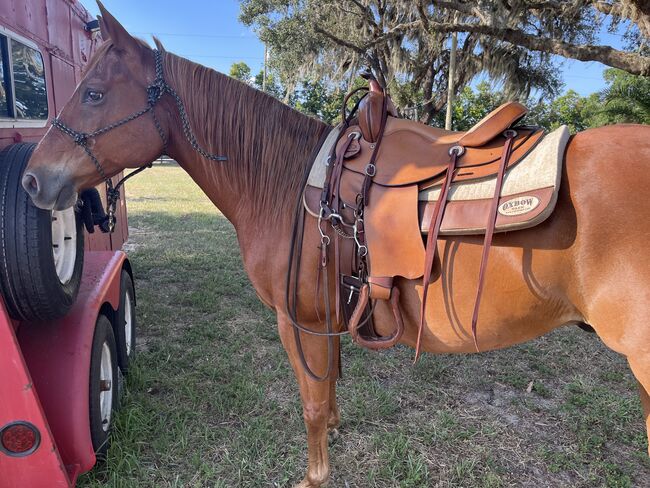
[86,90,104,103]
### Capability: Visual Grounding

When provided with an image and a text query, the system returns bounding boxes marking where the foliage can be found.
[525,91,603,133]
[446,70,650,132]
[227,61,650,132]
[451,82,506,131]
[525,70,650,130]
[253,70,284,100]
[293,80,342,124]
[229,62,252,83]
[600,69,650,124]
[239,0,649,123]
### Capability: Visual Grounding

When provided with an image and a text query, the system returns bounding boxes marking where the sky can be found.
[82,0,627,97]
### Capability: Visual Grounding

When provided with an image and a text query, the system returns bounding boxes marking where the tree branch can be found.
[436,22,650,75]
[592,0,650,38]
[367,18,650,75]
[348,0,379,30]
[313,25,365,54]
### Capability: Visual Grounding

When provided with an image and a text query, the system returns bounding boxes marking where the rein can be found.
[52,49,226,232]
[284,88,375,382]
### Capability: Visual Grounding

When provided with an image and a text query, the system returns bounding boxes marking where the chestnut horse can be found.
[22,6,650,487]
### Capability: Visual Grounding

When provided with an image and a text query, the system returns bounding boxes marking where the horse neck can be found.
[161,52,329,234]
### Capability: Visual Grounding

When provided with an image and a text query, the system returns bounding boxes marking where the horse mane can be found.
[156,44,330,220]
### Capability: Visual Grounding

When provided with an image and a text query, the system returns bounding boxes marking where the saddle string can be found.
[415,131,518,359]
[51,49,227,232]
[469,131,516,351]
[415,148,460,362]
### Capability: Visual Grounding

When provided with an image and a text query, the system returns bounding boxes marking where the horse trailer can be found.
[0,1,135,486]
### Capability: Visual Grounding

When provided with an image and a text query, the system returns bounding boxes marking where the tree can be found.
[451,82,505,131]
[241,1,564,123]
[600,69,650,124]
[253,70,284,99]
[409,1,649,75]
[294,80,342,124]
[527,69,650,129]
[229,62,252,83]
[228,61,287,100]
[240,1,649,124]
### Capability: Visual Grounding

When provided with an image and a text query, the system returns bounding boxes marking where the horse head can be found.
[22,2,166,210]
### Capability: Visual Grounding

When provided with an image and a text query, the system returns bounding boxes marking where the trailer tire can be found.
[0,143,84,321]
[89,315,118,459]
[115,270,136,374]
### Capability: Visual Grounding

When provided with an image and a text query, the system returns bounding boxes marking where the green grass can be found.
[78,164,650,487]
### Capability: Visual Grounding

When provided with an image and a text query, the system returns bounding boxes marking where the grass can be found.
[78,164,649,487]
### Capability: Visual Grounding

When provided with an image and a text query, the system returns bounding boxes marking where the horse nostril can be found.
[22,172,40,197]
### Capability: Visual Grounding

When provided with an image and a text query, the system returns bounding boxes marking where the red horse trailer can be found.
[0,1,135,486]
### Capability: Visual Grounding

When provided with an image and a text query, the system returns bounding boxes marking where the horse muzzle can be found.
[22,168,78,211]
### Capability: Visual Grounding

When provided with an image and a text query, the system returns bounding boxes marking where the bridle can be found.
[52,49,226,232]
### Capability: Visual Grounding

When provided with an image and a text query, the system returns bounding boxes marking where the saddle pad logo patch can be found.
[498,196,540,216]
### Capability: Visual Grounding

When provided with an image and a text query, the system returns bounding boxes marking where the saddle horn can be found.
[360,69,383,94]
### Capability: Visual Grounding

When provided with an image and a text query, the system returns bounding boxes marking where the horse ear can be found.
[97,0,139,53]
[153,37,166,53]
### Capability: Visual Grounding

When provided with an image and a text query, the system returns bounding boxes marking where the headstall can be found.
[52,49,226,232]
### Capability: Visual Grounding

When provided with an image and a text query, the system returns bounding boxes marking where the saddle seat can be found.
[341,113,542,188]
[358,80,528,148]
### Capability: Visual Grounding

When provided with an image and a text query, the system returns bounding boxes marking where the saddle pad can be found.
[307,124,344,188]
[304,125,569,236]
[419,125,569,235]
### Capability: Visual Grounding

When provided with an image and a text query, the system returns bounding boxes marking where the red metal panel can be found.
[17,251,126,475]
[49,55,76,115]
[45,0,72,57]
[0,298,72,488]
[0,1,18,28]
[13,0,48,44]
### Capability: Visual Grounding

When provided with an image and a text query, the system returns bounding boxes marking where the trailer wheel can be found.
[0,143,84,321]
[115,270,136,374]
[89,315,118,459]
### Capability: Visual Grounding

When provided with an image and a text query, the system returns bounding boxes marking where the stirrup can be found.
[348,284,404,349]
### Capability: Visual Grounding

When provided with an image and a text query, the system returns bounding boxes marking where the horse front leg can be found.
[328,336,341,435]
[277,313,334,487]
[628,358,650,456]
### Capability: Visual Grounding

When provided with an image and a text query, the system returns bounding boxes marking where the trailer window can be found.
[0,38,9,118]
[11,40,48,120]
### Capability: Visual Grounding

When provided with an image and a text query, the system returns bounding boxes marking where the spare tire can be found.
[0,143,84,321]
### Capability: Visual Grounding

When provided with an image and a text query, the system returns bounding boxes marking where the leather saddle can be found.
[300,78,546,360]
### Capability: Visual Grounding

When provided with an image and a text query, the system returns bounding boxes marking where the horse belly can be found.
[373,238,580,354]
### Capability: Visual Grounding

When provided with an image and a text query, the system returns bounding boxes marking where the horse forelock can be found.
[84,36,155,83]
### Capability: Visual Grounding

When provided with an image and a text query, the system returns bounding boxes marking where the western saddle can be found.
[289,76,545,379]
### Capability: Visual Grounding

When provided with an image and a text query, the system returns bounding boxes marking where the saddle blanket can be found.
[305,125,570,236]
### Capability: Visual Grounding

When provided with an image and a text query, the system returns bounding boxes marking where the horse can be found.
[21,5,650,487]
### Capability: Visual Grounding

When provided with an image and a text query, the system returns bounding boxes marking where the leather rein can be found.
[51,49,226,232]
[285,86,376,382]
